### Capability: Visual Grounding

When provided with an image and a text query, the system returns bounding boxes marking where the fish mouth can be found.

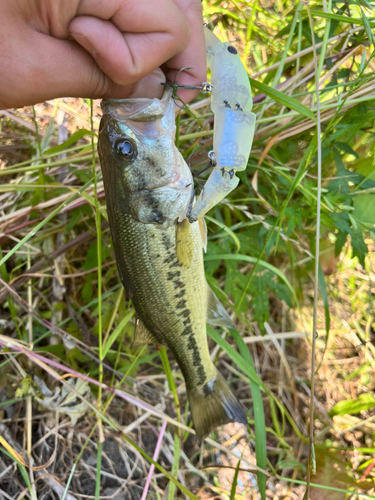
[135,175,191,193]
[101,88,172,122]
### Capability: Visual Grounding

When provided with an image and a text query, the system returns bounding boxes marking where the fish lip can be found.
[101,88,171,106]
[101,88,172,121]
[133,169,192,193]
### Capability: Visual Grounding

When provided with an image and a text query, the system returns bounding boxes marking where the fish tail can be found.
[187,370,248,441]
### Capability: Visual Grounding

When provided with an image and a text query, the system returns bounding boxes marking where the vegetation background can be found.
[0,0,375,498]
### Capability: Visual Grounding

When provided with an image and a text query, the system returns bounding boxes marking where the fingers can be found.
[0,0,170,108]
[69,0,190,86]
[0,27,133,108]
[70,0,206,103]
[0,0,205,108]
[164,0,206,104]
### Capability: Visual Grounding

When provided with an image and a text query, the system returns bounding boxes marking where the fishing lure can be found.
[183,27,256,221]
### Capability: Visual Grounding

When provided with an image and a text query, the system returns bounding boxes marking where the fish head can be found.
[99,88,193,226]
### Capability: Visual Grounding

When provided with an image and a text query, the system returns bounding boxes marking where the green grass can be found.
[0,0,375,498]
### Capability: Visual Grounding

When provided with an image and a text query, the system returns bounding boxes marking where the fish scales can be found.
[98,87,247,440]
[110,211,214,390]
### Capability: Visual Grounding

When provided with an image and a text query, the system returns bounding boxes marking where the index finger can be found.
[163,0,207,104]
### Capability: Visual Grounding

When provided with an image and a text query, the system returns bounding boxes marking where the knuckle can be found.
[89,69,112,98]
[119,65,138,84]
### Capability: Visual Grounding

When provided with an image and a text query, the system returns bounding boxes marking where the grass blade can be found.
[204,253,298,305]
[205,215,241,252]
[309,10,374,27]
[168,434,181,500]
[102,311,134,358]
[43,129,92,156]
[94,440,103,500]
[230,329,267,500]
[0,446,32,491]
[230,459,242,500]
[318,264,330,338]
[249,78,316,123]
[207,326,265,391]
[0,175,98,268]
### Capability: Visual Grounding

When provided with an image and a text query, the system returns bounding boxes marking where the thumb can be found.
[129,69,166,99]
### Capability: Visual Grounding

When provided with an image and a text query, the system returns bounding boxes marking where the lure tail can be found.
[187,370,247,441]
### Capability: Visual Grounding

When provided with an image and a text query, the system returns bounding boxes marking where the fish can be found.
[98,87,247,440]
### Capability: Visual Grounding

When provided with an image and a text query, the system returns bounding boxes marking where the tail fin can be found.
[187,370,248,441]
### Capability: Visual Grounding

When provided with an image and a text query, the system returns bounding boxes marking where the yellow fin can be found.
[176,219,194,268]
[206,284,235,329]
[133,319,158,347]
[198,218,207,252]
[188,370,247,442]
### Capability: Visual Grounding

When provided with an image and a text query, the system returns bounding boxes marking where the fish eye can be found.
[114,139,137,161]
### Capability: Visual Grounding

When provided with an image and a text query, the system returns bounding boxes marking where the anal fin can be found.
[133,319,158,347]
[206,284,235,329]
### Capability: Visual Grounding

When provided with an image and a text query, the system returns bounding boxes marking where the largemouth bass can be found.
[98,88,247,440]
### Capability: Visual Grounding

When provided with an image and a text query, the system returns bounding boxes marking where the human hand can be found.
[0,0,206,109]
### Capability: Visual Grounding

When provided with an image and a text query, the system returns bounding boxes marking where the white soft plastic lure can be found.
[188,27,256,221]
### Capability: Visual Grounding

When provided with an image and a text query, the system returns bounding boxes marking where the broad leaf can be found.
[44,129,92,155]
[329,393,375,417]
[353,194,375,226]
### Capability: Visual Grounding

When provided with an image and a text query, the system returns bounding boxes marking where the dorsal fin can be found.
[206,284,234,329]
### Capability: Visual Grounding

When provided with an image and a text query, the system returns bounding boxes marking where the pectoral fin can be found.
[133,319,158,347]
[176,219,194,268]
[206,284,235,329]
[198,218,207,252]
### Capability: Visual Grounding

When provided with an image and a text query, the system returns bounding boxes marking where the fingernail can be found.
[70,33,84,39]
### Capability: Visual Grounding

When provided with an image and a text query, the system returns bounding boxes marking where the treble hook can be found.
[161,67,213,108]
